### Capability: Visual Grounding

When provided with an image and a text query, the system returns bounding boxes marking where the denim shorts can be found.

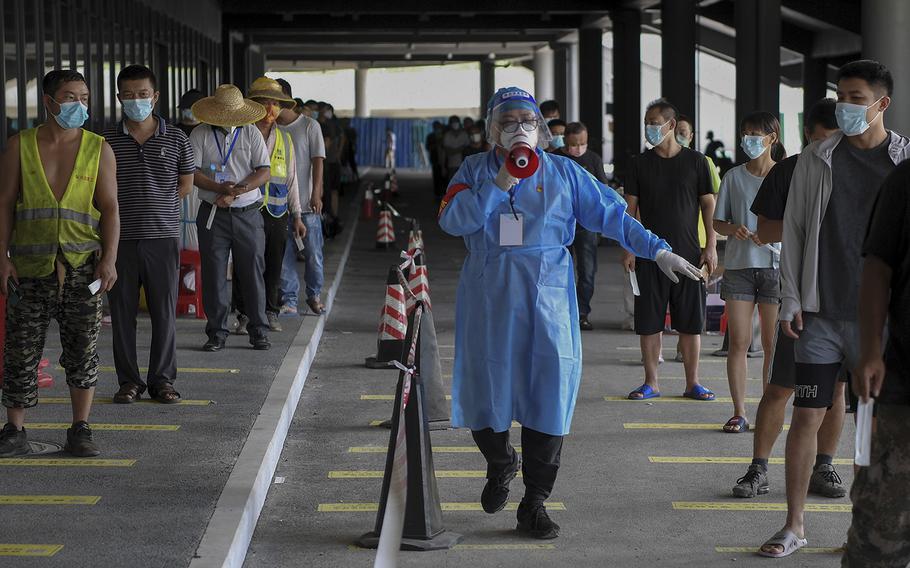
[720,268,780,304]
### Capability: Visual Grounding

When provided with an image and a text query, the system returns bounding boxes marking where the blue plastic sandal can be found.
[683,384,716,401]
[628,384,661,400]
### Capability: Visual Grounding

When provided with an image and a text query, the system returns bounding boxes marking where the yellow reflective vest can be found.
[11,127,103,278]
[261,128,293,218]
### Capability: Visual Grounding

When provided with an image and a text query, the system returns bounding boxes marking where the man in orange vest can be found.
[0,70,119,457]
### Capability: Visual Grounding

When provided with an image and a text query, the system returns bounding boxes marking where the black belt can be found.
[202,200,262,214]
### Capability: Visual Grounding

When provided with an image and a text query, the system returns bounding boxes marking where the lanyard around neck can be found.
[212,126,241,168]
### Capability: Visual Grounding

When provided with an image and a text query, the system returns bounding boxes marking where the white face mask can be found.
[500,129,538,150]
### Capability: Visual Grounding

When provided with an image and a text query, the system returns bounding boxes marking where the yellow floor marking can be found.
[715,546,842,554]
[650,456,852,465]
[0,459,135,467]
[56,365,239,374]
[673,502,851,512]
[625,423,789,431]
[320,502,565,512]
[615,347,717,352]
[42,397,212,406]
[0,495,100,505]
[346,543,555,552]
[349,446,522,454]
[0,544,64,557]
[27,423,180,431]
[329,470,521,479]
[361,394,452,401]
[605,396,761,403]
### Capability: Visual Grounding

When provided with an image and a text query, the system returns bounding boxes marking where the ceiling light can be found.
[446,53,453,60]
[404,52,413,60]
[488,52,496,60]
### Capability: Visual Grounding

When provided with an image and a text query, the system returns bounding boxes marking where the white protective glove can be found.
[494,163,520,192]
[655,249,702,283]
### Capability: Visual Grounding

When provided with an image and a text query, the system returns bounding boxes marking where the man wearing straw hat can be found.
[231,77,306,333]
[189,84,272,352]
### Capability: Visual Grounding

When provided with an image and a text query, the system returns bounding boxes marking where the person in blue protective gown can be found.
[438,87,702,539]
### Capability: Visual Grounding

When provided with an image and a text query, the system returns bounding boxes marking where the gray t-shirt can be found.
[818,133,895,320]
[714,164,780,270]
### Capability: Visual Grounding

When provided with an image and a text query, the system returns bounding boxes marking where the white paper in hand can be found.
[88,279,102,295]
[294,236,305,252]
[629,270,641,296]
[206,203,217,230]
[854,398,874,467]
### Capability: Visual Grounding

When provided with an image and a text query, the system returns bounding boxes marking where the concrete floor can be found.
[244,170,855,568]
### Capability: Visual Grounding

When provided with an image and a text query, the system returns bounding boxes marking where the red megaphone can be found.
[506,144,540,178]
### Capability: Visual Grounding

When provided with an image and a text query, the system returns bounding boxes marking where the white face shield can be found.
[485,88,553,150]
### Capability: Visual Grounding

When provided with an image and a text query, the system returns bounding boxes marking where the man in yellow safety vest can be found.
[0,70,119,458]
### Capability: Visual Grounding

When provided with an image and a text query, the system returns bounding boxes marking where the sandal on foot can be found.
[149,384,181,404]
[683,384,715,401]
[113,383,143,404]
[723,416,750,433]
[758,529,807,558]
[306,297,326,315]
[628,384,660,400]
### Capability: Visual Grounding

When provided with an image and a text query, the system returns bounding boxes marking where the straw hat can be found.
[191,84,266,128]
[247,77,296,109]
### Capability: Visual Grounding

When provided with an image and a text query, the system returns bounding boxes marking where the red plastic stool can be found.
[177,249,205,319]
[719,306,729,335]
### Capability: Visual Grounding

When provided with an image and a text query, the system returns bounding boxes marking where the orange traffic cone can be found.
[365,266,409,369]
[406,252,431,314]
[375,206,395,249]
[361,184,375,220]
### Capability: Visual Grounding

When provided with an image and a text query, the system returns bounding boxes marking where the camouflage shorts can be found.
[842,404,910,567]
[2,260,102,408]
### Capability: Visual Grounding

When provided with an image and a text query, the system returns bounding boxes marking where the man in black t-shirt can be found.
[843,160,910,567]
[556,122,609,330]
[731,99,848,501]
[623,99,717,401]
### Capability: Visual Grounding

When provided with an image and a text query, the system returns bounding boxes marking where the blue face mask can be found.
[645,119,670,146]
[675,134,690,147]
[122,98,154,122]
[741,135,769,160]
[52,100,89,129]
[551,134,565,149]
[836,98,883,136]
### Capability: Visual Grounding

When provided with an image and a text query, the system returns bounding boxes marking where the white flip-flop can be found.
[757,529,808,558]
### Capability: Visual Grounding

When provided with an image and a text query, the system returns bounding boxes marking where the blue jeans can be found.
[280,213,325,308]
[571,226,598,316]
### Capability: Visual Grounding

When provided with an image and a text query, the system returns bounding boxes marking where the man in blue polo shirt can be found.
[104,65,195,405]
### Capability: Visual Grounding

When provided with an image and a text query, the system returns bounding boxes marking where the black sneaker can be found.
[732,464,770,498]
[202,337,226,352]
[809,464,847,498]
[0,423,29,458]
[64,422,100,457]
[481,451,521,514]
[250,334,271,351]
[579,316,593,331]
[516,500,560,539]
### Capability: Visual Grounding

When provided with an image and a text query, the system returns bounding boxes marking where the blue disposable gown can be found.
[438,149,671,436]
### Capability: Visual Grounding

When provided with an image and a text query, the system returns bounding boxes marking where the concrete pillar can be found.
[579,28,605,158]
[480,60,496,115]
[735,0,781,162]
[863,0,910,135]
[533,45,555,103]
[355,67,369,118]
[609,9,641,181]
[661,0,696,121]
[553,45,569,119]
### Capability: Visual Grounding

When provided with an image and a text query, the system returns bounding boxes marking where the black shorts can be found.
[633,259,705,336]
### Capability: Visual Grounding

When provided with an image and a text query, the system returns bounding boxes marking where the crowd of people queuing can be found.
[0,66,353,458]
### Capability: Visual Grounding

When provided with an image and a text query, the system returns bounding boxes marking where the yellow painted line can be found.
[625,423,789,431]
[650,456,852,465]
[361,394,452,401]
[320,502,565,512]
[27,423,180,431]
[0,459,135,467]
[350,446,522,454]
[716,546,843,554]
[347,543,555,551]
[56,365,239,374]
[0,544,64,557]
[329,470,521,479]
[42,397,212,406]
[615,347,717,352]
[674,501,850,513]
[605,396,761,403]
[0,495,100,505]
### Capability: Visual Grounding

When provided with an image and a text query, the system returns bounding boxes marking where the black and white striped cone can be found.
[357,302,462,553]
[365,266,408,369]
[405,253,431,314]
